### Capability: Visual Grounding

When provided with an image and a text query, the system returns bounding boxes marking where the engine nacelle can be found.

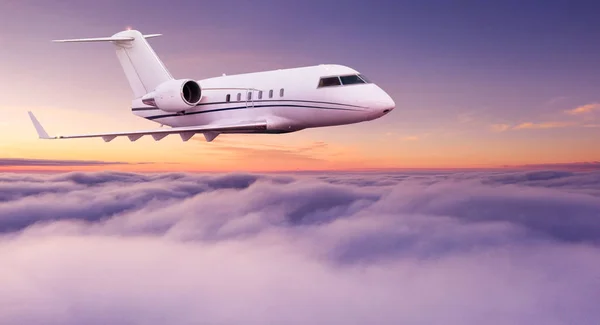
[141,79,202,112]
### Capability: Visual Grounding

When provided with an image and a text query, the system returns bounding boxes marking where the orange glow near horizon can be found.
[2,102,600,172]
[2,102,600,173]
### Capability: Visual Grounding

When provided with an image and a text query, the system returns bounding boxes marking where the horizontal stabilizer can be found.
[52,34,161,43]
[27,112,266,142]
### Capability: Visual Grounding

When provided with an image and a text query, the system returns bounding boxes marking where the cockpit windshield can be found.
[317,74,371,88]
[318,76,341,87]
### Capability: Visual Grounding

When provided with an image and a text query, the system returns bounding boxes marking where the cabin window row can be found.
[225,88,285,102]
[317,74,371,88]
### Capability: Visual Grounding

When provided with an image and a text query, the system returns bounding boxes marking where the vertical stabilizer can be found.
[111,30,173,98]
[53,30,173,99]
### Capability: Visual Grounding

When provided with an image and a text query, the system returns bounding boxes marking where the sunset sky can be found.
[1,0,599,171]
[2,2,600,323]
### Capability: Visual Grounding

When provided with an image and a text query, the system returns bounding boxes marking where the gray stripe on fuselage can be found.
[140,103,363,121]
[132,99,368,112]
[195,99,368,109]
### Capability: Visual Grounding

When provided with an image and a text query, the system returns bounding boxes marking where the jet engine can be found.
[141,79,202,112]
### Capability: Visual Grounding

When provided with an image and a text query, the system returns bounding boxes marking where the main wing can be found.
[27,112,266,143]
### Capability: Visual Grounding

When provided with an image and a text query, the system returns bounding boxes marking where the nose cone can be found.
[380,92,395,114]
[371,88,395,116]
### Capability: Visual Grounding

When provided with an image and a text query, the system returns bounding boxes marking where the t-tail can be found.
[53,29,203,113]
[53,30,172,99]
[27,29,266,143]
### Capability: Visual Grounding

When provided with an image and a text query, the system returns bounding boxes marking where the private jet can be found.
[29,29,395,143]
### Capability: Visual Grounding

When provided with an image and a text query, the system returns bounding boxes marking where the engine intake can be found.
[142,79,202,112]
[181,80,202,104]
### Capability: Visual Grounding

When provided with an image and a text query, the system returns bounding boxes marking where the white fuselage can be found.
[31,30,395,143]
[131,64,396,133]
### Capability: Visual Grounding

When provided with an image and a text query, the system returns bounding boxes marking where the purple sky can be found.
[1,0,599,170]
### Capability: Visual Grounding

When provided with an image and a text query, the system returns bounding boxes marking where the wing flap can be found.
[152,134,168,141]
[28,111,266,142]
[179,132,195,142]
[128,134,143,142]
[203,132,220,142]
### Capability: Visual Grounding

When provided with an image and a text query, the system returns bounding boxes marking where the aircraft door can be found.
[245,89,262,108]
[245,89,255,108]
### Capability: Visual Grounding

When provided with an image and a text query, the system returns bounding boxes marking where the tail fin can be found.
[53,30,173,99]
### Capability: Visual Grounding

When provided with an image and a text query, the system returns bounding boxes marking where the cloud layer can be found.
[1,170,600,324]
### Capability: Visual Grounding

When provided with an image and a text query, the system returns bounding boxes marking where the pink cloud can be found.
[513,121,576,130]
[565,103,600,115]
[490,124,511,132]
[402,135,419,141]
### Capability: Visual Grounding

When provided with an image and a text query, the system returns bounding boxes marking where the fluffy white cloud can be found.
[1,171,599,324]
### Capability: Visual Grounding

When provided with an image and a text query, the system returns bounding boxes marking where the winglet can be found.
[27,112,52,139]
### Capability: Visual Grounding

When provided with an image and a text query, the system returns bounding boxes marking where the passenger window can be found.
[226,94,230,102]
[318,76,341,88]
[237,93,241,101]
[280,88,284,97]
[248,92,252,100]
[258,91,263,99]
[269,90,273,98]
[340,75,366,85]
